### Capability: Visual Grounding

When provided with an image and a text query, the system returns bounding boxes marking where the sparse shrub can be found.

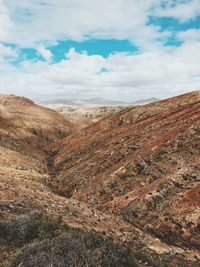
[10,230,138,267]
[0,211,68,246]
[0,212,138,267]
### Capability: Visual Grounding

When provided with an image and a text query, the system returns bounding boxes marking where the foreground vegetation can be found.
[0,211,138,267]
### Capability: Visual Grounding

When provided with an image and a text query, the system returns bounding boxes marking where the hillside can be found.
[45,98,159,128]
[0,92,200,266]
[0,94,80,221]
[0,95,90,266]
[0,95,146,267]
[46,104,129,127]
[0,94,80,145]
[47,91,200,257]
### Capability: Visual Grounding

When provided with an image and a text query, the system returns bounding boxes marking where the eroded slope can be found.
[0,95,149,266]
[48,91,200,252]
[1,93,200,266]
[0,94,79,220]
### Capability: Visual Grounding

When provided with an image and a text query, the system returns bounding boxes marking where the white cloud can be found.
[0,44,18,75]
[0,44,18,58]
[37,46,53,62]
[0,0,13,41]
[2,0,169,49]
[0,44,200,101]
[177,29,200,42]
[0,1,200,100]
[1,0,200,48]
[156,0,200,21]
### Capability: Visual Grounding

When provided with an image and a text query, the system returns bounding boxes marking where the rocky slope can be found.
[0,95,145,267]
[0,92,200,266]
[0,95,78,222]
[47,91,200,259]
[0,95,82,266]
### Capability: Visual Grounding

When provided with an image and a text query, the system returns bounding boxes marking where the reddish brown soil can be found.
[48,91,200,253]
[0,92,200,266]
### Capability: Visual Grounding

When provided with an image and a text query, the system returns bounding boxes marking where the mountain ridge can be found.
[40,96,160,106]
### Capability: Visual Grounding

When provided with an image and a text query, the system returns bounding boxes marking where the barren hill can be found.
[0,94,79,145]
[45,98,159,128]
[46,103,129,127]
[0,95,144,266]
[0,94,80,222]
[0,92,200,267]
[48,91,200,253]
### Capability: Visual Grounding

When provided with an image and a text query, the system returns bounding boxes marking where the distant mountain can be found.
[40,97,160,106]
[132,97,160,105]
[82,97,127,105]
[40,97,126,105]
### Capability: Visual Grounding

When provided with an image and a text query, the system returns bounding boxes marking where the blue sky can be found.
[13,39,139,64]
[8,15,200,63]
[0,0,200,101]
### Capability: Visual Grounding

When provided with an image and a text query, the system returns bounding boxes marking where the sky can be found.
[0,0,200,101]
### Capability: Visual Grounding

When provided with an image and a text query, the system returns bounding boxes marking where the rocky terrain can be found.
[45,98,159,128]
[0,95,140,266]
[48,91,200,264]
[45,103,129,127]
[0,92,200,266]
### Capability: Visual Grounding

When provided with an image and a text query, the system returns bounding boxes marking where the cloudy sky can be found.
[0,0,200,101]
